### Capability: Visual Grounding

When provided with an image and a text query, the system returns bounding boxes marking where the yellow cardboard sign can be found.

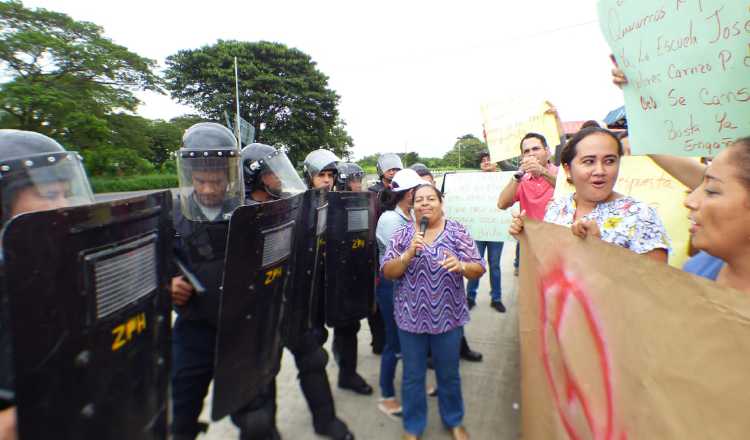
[553,156,691,267]
[481,100,561,162]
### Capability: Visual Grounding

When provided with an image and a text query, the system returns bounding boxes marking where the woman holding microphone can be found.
[382,184,485,440]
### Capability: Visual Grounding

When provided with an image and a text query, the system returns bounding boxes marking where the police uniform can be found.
[237,144,353,440]
[171,123,282,440]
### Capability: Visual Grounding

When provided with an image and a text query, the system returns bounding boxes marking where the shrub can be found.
[90,174,177,193]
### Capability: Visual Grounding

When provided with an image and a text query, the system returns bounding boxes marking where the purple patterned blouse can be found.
[380,218,485,335]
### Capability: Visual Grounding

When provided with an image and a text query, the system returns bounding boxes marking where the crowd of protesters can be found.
[2,52,747,440]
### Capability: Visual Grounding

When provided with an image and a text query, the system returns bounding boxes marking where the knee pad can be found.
[232,407,276,439]
[294,346,329,373]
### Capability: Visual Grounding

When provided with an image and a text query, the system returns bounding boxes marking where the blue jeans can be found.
[466,241,503,303]
[375,275,400,398]
[398,326,463,436]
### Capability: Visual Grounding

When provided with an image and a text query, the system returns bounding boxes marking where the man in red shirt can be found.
[497,132,558,274]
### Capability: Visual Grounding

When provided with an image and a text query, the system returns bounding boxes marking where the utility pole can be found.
[456,137,462,169]
[234,57,241,146]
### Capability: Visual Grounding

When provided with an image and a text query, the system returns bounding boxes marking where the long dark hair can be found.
[379,187,410,211]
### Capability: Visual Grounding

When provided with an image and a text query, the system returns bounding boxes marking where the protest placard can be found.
[442,171,516,242]
[481,99,562,162]
[518,220,750,440]
[597,0,750,157]
[553,156,692,267]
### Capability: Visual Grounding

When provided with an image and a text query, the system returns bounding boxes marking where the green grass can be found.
[90,174,177,193]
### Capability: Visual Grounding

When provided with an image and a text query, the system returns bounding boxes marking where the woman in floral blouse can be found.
[510,127,670,261]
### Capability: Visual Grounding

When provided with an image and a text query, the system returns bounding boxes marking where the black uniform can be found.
[246,196,350,438]
[171,194,278,440]
[0,271,13,411]
[365,181,387,354]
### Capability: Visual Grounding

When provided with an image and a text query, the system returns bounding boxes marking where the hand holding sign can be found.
[597,0,750,157]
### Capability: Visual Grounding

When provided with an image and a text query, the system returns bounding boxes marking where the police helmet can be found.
[335,162,366,191]
[241,143,306,199]
[302,149,340,183]
[176,122,242,221]
[0,130,94,223]
[409,162,432,178]
[376,153,403,178]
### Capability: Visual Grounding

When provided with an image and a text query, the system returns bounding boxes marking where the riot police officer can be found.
[0,129,97,440]
[334,162,366,192]
[170,122,254,439]
[367,153,403,194]
[367,154,404,355]
[242,145,354,440]
[304,150,373,397]
[243,143,307,204]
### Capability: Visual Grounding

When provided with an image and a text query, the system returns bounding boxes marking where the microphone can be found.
[417,216,429,256]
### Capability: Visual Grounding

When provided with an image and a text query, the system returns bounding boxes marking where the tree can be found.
[149,114,205,168]
[399,152,420,167]
[0,1,162,149]
[442,134,488,169]
[164,40,350,164]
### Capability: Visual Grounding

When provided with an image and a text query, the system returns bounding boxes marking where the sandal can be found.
[377,398,403,421]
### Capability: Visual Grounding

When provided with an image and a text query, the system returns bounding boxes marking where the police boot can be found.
[171,421,208,440]
[239,427,281,440]
[316,417,355,440]
[338,372,373,396]
[460,336,483,362]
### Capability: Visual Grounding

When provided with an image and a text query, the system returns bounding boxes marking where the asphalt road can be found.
[200,247,522,440]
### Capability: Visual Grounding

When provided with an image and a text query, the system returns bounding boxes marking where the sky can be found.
[24,0,624,160]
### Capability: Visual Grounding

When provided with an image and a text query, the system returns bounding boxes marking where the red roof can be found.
[562,121,585,135]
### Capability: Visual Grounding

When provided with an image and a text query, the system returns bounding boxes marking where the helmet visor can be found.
[258,150,307,197]
[177,154,242,222]
[338,172,368,192]
[1,152,94,222]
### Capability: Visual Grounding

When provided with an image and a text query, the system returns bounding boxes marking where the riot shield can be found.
[282,188,327,348]
[2,190,172,440]
[324,191,377,327]
[212,193,302,421]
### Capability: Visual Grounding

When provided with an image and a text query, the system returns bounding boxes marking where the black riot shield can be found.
[2,191,172,440]
[324,191,377,327]
[282,188,328,348]
[212,193,302,421]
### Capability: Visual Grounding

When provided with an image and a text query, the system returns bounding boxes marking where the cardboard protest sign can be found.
[518,220,750,440]
[597,0,750,157]
[442,171,516,242]
[553,156,692,267]
[481,99,561,162]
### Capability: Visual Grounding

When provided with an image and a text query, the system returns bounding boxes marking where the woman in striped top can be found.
[382,184,485,440]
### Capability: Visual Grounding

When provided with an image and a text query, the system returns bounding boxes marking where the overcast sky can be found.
[24,0,623,159]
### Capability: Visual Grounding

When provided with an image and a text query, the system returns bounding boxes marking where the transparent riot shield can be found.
[211,193,302,420]
[2,190,172,440]
[323,191,377,327]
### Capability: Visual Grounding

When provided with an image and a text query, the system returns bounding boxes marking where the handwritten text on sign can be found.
[597,0,750,157]
[443,171,516,242]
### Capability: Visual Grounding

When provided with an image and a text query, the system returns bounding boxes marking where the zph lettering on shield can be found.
[111,313,147,351]
[351,239,365,250]
[264,267,283,285]
[539,262,626,440]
